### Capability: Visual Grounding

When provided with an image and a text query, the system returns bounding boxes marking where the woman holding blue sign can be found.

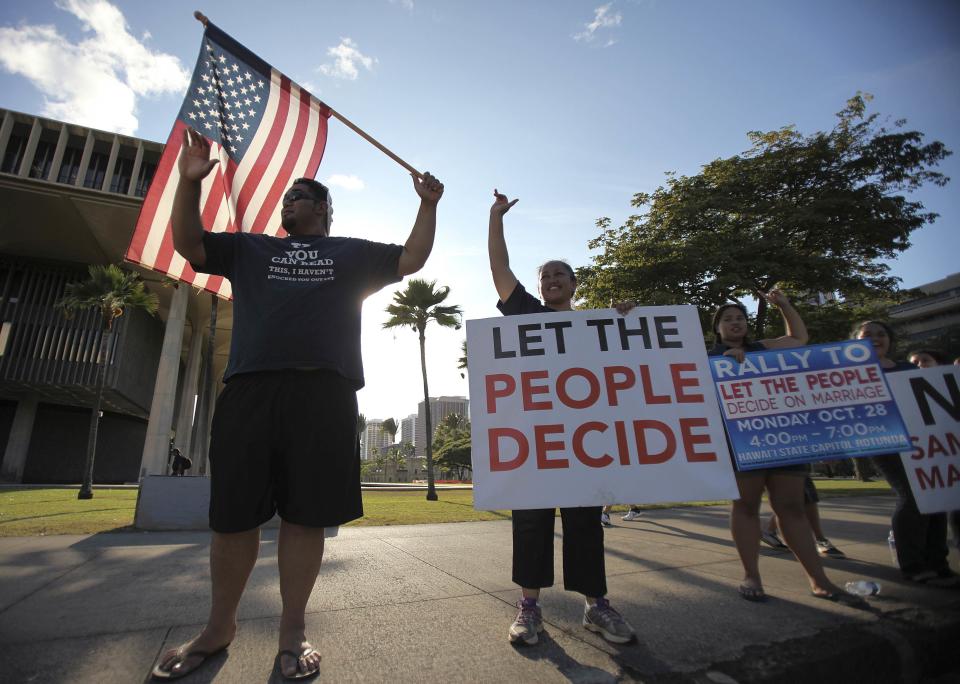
[710,294,856,603]
[857,322,959,587]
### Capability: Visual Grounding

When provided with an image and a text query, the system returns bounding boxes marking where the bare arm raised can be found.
[488,188,520,303]
[171,128,219,267]
[397,172,444,277]
[757,289,809,349]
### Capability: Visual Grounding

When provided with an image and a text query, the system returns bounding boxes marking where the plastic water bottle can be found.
[888,530,898,566]
[845,580,881,596]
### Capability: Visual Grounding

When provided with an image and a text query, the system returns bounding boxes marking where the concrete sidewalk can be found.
[1,495,958,683]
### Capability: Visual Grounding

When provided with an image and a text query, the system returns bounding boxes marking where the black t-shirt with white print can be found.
[194,231,402,388]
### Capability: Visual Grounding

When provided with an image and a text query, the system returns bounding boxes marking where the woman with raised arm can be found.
[487,189,636,647]
[710,295,857,603]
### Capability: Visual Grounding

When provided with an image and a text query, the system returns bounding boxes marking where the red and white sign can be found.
[466,306,739,510]
[887,367,960,514]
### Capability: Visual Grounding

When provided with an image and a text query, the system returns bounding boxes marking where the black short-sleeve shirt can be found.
[496,282,554,316]
[193,231,402,387]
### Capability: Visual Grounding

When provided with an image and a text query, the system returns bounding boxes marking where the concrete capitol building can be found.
[0,107,236,485]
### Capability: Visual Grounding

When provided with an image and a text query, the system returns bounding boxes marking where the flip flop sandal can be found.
[738,582,767,602]
[151,643,230,680]
[276,647,322,681]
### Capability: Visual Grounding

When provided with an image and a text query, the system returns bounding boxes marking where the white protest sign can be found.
[466,305,739,510]
[886,366,960,514]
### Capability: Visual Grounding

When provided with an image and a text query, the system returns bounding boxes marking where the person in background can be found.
[855,321,959,587]
[171,448,193,477]
[908,349,949,368]
[760,477,845,559]
[907,346,960,554]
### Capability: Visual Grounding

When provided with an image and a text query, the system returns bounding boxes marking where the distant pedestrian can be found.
[170,448,193,477]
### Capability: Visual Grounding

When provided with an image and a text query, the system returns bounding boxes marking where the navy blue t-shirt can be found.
[194,231,402,387]
[497,282,554,316]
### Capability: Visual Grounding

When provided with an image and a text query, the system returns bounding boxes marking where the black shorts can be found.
[208,369,362,533]
[803,476,819,504]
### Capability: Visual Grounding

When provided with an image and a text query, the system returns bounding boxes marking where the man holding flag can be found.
[148,20,444,681]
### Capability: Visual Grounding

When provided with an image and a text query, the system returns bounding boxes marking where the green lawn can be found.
[0,478,892,537]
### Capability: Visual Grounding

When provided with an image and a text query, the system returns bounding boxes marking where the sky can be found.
[1,0,958,422]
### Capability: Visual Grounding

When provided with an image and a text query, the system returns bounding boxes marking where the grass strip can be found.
[0,478,892,537]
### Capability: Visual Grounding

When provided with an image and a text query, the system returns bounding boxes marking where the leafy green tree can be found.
[383,279,462,500]
[577,94,951,335]
[382,444,406,480]
[56,265,159,499]
[434,414,472,481]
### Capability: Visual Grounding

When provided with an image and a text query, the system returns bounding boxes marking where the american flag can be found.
[125,22,330,298]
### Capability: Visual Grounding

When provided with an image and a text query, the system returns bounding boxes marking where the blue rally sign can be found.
[709,340,912,470]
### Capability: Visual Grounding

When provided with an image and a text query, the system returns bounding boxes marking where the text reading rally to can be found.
[709,341,911,471]
[886,367,960,514]
[466,306,738,511]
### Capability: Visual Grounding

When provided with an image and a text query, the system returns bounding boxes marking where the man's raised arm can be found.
[171,128,220,267]
[488,188,520,303]
[397,172,445,277]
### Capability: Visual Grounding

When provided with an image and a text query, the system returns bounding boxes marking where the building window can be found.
[57,142,85,185]
[83,149,109,189]
[109,153,134,194]
[29,134,58,179]
[134,159,157,197]
[1,122,31,173]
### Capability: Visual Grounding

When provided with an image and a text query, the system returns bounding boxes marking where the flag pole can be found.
[193,11,424,179]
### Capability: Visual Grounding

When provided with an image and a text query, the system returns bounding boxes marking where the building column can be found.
[1,394,39,483]
[138,284,189,477]
[47,123,69,182]
[16,119,42,177]
[174,319,204,459]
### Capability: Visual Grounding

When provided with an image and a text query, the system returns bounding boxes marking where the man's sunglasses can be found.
[283,189,321,203]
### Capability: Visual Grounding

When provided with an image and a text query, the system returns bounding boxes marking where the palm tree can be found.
[381,417,398,444]
[457,340,468,379]
[56,265,159,499]
[383,279,462,501]
[357,413,367,438]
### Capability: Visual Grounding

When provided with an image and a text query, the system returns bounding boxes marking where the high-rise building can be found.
[416,396,469,459]
[360,419,394,460]
[400,413,416,446]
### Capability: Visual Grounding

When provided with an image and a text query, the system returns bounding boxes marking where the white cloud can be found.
[389,0,415,10]
[299,80,320,95]
[318,37,377,81]
[0,0,188,135]
[573,3,623,44]
[326,174,366,191]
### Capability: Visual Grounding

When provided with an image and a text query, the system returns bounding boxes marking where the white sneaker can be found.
[600,512,612,527]
[621,509,643,521]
